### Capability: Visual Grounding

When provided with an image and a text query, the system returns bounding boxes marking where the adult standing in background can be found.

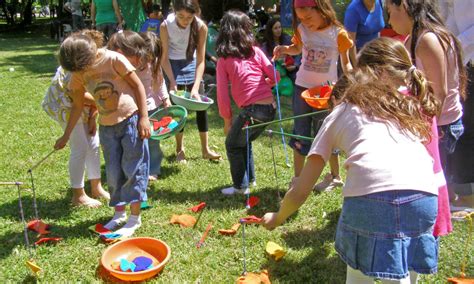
[64,0,84,31]
[344,0,385,65]
[439,0,474,213]
[118,0,146,32]
[91,0,123,40]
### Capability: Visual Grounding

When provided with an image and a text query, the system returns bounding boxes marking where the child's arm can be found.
[216,58,233,134]
[338,30,354,74]
[160,22,177,92]
[83,92,96,106]
[190,24,208,99]
[87,104,98,136]
[54,78,86,150]
[112,0,124,30]
[339,49,353,74]
[273,43,302,60]
[262,154,325,230]
[123,71,151,139]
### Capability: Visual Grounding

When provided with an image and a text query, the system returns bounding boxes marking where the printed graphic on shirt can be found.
[93,81,119,115]
[303,44,333,73]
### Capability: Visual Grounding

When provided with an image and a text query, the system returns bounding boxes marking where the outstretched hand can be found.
[54,135,69,150]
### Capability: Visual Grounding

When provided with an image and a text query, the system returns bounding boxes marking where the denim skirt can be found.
[335,190,438,280]
[169,58,196,86]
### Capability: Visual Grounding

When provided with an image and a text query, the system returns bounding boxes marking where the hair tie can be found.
[294,0,317,8]
[408,65,416,72]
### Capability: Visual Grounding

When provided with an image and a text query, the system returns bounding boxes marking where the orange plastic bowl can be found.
[301,85,332,109]
[100,237,171,282]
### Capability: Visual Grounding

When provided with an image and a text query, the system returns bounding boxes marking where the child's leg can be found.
[69,122,101,207]
[85,130,109,199]
[345,265,373,284]
[175,131,186,163]
[197,110,221,160]
[148,138,163,179]
[104,205,127,230]
[115,201,142,237]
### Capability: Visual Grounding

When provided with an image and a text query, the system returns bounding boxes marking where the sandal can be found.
[176,150,187,164]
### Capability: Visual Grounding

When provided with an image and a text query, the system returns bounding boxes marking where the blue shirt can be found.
[344,0,385,49]
[140,18,161,35]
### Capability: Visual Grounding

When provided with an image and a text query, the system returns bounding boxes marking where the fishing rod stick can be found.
[266,130,314,141]
[27,149,57,173]
[242,110,328,131]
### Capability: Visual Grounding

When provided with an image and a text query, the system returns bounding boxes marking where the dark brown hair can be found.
[107,30,147,68]
[388,0,467,100]
[216,10,255,59]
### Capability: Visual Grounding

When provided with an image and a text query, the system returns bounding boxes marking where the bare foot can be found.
[149,175,158,181]
[91,186,111,200]
[202,150,222,161]
[176,150,187,164]
[72,195,102,208]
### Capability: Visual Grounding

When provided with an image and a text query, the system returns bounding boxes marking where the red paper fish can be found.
[189,202,206,213]
[27,219,51,235]
[246,196,260,209]
[240,215,262,224]
[34,237,63,246]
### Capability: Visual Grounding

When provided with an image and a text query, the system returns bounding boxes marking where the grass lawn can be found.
[0,27,472,283]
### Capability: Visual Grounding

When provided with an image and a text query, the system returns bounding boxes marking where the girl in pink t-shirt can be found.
[55,33,151,238]
[215,10,278,195]
[273,0,353,191]
[263,38,441,282]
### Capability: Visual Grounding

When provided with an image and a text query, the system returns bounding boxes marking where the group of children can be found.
[42,0,468,281]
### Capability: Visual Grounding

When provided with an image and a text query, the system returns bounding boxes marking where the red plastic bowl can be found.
[100,237,171,281]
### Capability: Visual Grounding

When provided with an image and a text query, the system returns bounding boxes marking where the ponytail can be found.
[407,67,440,118]
[140,31,163,91]
[186,17,199,61]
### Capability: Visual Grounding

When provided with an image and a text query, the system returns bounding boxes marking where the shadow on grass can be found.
[264,209,346,283]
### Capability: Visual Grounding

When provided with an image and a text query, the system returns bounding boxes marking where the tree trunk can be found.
[22,0,33,25]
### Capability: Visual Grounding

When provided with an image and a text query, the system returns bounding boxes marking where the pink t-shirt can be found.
[70,49,138,126]
[308,103,437,197]
[216,46,278,119]
[136,64,168,111]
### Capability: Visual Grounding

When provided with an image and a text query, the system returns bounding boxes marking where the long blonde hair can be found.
[342,38,441,141]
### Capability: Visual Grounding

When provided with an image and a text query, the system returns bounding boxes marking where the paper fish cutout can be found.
[239,215,262,224]
[265,241,286,261]
[120,258,136,272]
[189,202,206,213]
[246,196,260,209]
[170,214,197,228]
[218,223,241,236]
[132,256,153,272]
[236,270,271,284]
[34,237,63,246]
[26,260,42,275]
[89,224,111,235]
[27,219,50,235]
[168,120,179,130]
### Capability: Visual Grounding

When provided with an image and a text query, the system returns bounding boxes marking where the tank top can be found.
[164,13,204,60]
[413,31,463,126]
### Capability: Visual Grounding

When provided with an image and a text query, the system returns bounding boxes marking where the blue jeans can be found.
[439,118,464,183]
[148,109,163,176]
[335,190,438,280]
[289,85,328,155]
[99,114,149,207]
[225,104,275,189]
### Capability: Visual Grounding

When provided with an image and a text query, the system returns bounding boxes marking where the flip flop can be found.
[450,205,474,212]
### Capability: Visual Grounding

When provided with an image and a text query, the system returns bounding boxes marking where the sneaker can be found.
[221,186,250,195]
[250,181,257,187]
[314,173,344,192]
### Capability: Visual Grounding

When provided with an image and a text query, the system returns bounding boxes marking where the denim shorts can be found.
[99,114,149,207]
[335,190,438,280]
[439,118,464,155]
[289,85,328,155]
[169,58,196,86]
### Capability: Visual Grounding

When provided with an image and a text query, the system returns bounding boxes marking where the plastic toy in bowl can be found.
[301,85,333,109]
[149,105,187,140]
[100,237,171,282]
[170,90,214,111]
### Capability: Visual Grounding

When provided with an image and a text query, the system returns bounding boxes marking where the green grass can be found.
[0,28,472,283]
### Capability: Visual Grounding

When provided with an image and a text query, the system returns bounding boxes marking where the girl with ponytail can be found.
[262,38,441,283]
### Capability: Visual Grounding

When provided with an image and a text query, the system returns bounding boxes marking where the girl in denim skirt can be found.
[215,10,279,195]
[55,33,151,238]
[160,0,221,163]
[262,38,441,283]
